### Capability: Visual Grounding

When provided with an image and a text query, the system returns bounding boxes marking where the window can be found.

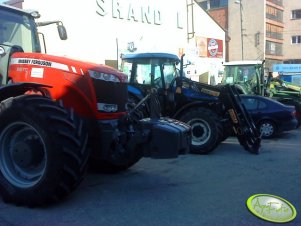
[136,64,152,84]
[163,64,177,85]
[241,97,267,111]
[241,98,258,110]
[266,23,283,40]
[198,1,208,10]
[267,0,283,7]
[292,9,301,19]
[266,41,283,55]
[292,36,301,44]
[0,9,41,52]
[210,0,228,8]
[197,0,228,10]
[266,5,283,22]
[257,100,267,110]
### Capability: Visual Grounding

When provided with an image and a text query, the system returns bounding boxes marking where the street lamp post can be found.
[235,0,244,60]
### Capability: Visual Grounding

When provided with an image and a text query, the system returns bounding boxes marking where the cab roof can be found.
[121,52,180,61]
[223,60,263,66]
[0,3,36,17]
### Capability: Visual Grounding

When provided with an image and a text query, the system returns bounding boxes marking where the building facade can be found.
[4,0,226,83]
[283,0,301,64]
[198,0,286,70]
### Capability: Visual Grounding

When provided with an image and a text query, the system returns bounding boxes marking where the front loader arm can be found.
[218,84,261,154]
[195,82,261,154]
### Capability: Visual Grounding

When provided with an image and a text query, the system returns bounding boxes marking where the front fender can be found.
[128,85,145,100]
[0,82,51,102]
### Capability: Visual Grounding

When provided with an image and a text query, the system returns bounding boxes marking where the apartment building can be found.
[283,1,301,64]
[197,0,286,70]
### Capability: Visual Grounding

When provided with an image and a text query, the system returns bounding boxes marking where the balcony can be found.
[267,0,283,7]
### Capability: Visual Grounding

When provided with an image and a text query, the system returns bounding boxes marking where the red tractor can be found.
[0,4,190,207]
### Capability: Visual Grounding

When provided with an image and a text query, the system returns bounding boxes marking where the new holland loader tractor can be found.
[121,53,261,155]
[0,4,191,207]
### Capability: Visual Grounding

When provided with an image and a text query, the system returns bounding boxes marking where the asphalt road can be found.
[0,128,300,226]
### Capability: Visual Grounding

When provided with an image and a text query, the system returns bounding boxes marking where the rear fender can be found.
[0,82,51,102]
[173,101,220,119]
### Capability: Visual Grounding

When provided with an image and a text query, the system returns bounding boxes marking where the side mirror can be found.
[57,24,68,40]
[37,21,68,40]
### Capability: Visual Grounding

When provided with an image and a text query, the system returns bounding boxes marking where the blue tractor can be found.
[121,52,261,154]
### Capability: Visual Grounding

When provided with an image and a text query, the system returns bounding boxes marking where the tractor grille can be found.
[92,79,127,113]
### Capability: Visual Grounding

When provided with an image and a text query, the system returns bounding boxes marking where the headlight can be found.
[0,46,5,57]
[97,103,118,112]
[88,70,120,82]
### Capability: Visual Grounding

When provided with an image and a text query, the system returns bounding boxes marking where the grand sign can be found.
[96,0,183,28]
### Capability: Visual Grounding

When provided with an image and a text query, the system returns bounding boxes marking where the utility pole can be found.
[235,0,244,60]
[238,0,244,60]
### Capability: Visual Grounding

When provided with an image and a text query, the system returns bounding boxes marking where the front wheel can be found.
[179,107,223,154]
[0,95,89,207]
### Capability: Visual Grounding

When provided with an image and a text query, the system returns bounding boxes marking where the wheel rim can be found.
[187,118,211,146]
[260,122,274,137]
[0,122,47,188]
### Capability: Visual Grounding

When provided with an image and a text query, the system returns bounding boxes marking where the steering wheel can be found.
[153,76,162,88]
[245,79,253,89]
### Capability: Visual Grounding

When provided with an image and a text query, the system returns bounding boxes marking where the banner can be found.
[195,36,223,58]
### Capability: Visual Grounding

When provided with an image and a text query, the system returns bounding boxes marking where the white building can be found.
[5,0,226,84]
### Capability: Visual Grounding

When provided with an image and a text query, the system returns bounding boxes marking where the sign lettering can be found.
[96,0,180,28]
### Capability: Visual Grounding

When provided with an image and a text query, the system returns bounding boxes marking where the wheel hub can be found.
[260,123,273,136]
[12,139,44,168]
[192,124,205,138]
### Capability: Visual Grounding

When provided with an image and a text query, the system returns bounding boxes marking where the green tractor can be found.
[221,60,301,127]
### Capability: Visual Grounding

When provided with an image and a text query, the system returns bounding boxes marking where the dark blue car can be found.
[240,95,298,138]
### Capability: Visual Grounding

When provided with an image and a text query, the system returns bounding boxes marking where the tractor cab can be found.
[121,52,185,115]
[0,5,39,84]
[121,52,181,90]
[0,4,66,85]
[221,61,264,95]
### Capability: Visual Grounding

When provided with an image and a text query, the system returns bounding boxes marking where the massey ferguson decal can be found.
[17,58,52,67]
[10,58,70,71]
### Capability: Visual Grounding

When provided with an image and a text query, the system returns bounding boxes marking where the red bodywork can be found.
[9,52,128,120]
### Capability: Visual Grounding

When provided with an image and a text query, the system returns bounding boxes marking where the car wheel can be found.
[258,120,277,139]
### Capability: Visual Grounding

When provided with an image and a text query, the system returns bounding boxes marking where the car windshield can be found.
[0,7,41,52]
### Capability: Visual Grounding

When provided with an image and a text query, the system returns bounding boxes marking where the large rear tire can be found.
[179,107,223,154]
[0,95,89,207]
